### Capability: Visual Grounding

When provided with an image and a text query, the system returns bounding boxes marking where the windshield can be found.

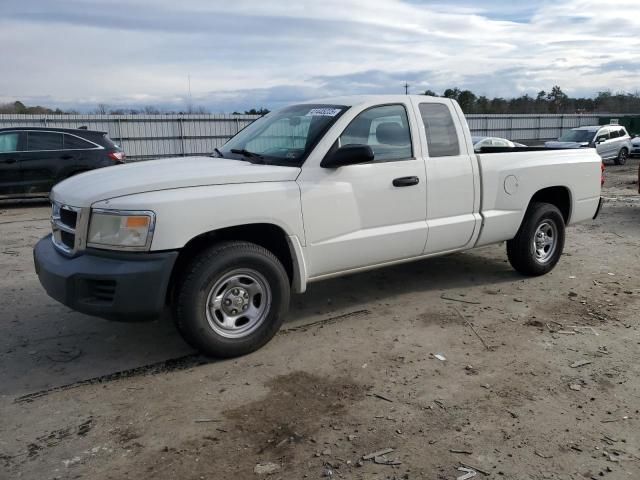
[218,104,348,165]
[557,129,595,143]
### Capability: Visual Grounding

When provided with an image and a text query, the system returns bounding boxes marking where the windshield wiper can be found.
[230,148,267,164]
[211,147,224,158]
[231,148,263,159]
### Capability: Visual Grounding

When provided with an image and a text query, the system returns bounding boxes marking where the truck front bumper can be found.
[34,235,178,321]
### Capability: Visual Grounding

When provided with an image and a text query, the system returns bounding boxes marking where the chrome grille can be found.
[60,208,78,228]
[51,202,87,255]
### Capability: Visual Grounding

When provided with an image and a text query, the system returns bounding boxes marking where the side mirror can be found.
[321,144,374,168]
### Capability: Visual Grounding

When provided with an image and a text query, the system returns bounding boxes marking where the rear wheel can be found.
[507,202,565,276]
[614,147,628,165]
[173,241,290,357]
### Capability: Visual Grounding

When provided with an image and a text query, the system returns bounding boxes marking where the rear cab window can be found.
[418,103,461,157]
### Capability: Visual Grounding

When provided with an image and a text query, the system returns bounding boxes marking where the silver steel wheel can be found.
[205,269,272,339]
[533,220,558,264]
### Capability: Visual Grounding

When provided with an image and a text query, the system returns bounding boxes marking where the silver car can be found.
[545,125,631,165]
[472,136,526,152]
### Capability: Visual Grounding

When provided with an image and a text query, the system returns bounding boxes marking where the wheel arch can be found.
[528,186,572,225]
[167,223,306,305]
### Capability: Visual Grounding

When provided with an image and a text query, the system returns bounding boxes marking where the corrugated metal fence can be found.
[0,114,260,161]
[0,113,602,160]
[465,114,600,141]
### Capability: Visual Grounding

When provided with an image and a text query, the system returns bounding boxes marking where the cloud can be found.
[0,0,639,112]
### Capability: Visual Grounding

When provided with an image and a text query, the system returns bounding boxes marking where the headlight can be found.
[87,209,155,250]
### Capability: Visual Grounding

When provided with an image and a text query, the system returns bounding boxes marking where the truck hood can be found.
[545,141,589,149]
[51,156,301,207]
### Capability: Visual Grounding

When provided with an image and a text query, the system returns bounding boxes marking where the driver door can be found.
[298,103,428,278]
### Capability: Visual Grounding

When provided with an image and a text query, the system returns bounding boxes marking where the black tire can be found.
[614,147,628,165]
[507,202,565,276]
[173,241,290,358]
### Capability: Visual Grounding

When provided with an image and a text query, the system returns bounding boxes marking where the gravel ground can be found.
[0,159,638,480]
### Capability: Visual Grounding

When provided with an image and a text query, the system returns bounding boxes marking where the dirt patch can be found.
[103,372,366,480]
[225,371,366,438]
[418,310,465,327]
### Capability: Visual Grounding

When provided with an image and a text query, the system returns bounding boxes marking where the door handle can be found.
[2,158,17,164]
[392,176,419,187]
[60,155,73,160]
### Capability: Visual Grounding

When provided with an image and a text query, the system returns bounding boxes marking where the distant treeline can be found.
[426,85,640,114]
[0,100,271,116]
[0,101,214,115]
[2,87,640,115]
[0,101,68,114]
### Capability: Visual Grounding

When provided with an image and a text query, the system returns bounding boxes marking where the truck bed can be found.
[474,147,602,246]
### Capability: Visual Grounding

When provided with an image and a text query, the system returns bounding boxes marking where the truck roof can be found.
[300,94,442,107]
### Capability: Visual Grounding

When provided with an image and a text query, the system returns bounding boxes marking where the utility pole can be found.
[187,74,193,113]
[404,82,409,95]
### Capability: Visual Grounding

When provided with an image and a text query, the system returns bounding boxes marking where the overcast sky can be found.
[1,0,639,112]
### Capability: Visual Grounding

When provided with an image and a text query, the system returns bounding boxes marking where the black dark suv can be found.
[0,127,126,198]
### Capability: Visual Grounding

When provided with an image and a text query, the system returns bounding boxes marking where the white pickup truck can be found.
[34,95,603,357]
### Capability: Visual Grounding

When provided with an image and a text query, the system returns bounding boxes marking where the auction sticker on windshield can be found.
[306,108,342,117]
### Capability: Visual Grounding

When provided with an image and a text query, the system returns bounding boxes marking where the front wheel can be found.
[507,202,565,276]
[173,241,290,358]
[615,147,628,165]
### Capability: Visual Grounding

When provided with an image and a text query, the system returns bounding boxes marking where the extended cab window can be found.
[0,132,19,153]
[28,132,63,151]
[339,104,412,162]
[64,134,95,149]
[419,103,460,157]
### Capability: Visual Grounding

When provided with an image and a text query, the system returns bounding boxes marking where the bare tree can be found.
[95,103,109,115]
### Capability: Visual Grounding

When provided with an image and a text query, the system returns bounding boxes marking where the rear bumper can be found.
[34,235,178,321]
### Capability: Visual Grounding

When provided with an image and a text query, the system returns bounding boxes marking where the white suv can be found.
[630,135,640,157]
[546,125,631,165]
